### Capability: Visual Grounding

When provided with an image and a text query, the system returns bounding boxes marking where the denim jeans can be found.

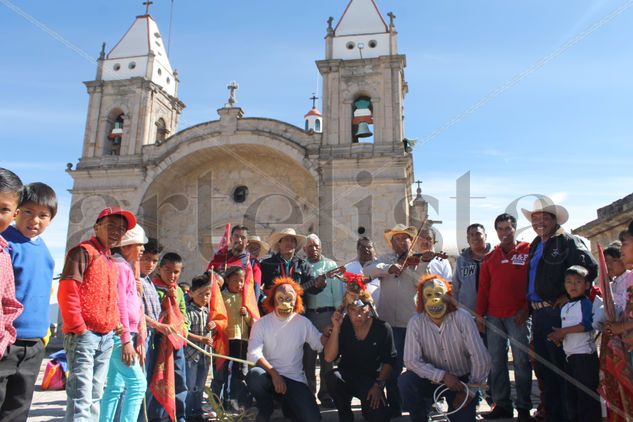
[246,367,321,422]
[185,358,210,417]
[386,326,406,415]
[100,335,147,422]
[303,310,334,400]
[398,370,477,422]
[486,315,533,411]
[532,306,567,422]
[64,330,114,422]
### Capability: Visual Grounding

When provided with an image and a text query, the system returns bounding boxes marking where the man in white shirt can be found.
[246,277,325,422]
[344,237,381,306]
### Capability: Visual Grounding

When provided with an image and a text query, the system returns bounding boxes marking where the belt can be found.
[14,338,42,346]
[530,301,551,311]
[307,306,335,313]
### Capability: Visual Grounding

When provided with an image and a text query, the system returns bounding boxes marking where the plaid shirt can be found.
[141,275,161,322]
[185,300,211,364]
[0,235,23,359]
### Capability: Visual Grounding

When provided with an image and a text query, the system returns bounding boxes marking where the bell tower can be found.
[316,0,414,260]
[80,11,185,160]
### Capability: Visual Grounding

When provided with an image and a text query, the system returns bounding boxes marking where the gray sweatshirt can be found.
[452,244,491,314]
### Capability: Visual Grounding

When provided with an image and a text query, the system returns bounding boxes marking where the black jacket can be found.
[528,228,598,303]
[260,253,323,295]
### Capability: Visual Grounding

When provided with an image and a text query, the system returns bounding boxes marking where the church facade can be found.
[66,0,419,279]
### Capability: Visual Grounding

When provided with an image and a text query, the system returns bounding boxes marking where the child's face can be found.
[227,272,245,293]
[564,274,589,299]
[0,191,20,233]
[121,243,144,262]
[15,201,53,238]
[179,283,190,295]
[605,255,626,279]
[191,285,212,307]
[94,216,128,248]
[621,233,633,266]
[157,261,183,285]
[140,252,160,276]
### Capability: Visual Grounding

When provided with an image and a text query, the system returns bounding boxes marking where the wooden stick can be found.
[174,333,255,366]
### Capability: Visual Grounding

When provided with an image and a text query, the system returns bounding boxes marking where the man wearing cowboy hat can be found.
[364,223,435,418]
[260,228,325,295]
[522,197,597,422]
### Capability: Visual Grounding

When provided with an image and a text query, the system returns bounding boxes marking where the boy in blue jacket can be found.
[0,182,57,421]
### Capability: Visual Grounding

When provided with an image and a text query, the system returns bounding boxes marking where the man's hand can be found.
[514,309,529,326]
[121,341,137,367]
[240,306,248,316]
[553,295,568,309]
[367,383,386,409]
[388,264,402,276]
[271,370,287,394]
[331,310,344,329]
[442,373,464,392]
[115,323,124,337]
[314,275,327,289]
[475,316,486,334]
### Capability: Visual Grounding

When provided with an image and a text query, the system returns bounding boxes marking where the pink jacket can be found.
[114,255,142,344]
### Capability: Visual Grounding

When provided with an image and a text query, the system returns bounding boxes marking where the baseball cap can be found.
[96,207,137,230]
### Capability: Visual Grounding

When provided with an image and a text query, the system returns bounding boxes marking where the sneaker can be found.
[517,408,536,422]
[482,405,513,419]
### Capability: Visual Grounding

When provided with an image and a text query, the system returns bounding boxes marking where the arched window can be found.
[315,119,321,132]
[352,96,374,143]
[106,113,124,155]
[155,118,168,144]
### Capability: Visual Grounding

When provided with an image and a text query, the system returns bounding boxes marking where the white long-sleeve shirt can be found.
[247,312,323,384]
[403,308,491,385]
[364,253,428,328]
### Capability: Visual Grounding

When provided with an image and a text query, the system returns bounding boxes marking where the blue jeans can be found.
[146,343,187,422]
[532,306,567,422]
[246,367,320,422]
[185,358,210,417]
[386,326,406,415]
[64,331,114,422]
[486,315,533,411]
[100,335,147,422]
[398,370,477,422]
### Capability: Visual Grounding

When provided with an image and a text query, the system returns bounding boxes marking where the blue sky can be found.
[2,0,632,271]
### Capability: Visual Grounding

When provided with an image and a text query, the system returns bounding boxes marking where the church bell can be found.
[355,122,373,138]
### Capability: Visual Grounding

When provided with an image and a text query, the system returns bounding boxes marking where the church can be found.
[65,0,426,280]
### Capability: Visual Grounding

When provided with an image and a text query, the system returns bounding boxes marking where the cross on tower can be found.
[143,1,153,15]
[415,180,423,191]
[226,81,239,107]
[310,94,318,109]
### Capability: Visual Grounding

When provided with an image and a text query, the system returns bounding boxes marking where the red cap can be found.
[96,207,137,230]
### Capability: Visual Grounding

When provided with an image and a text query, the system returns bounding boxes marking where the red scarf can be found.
[149,277,186,421]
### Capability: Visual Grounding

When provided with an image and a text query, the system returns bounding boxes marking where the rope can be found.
[174,332,255,366]
[432,382,487,417]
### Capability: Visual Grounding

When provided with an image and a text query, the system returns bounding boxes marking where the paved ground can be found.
[30,350,537,421]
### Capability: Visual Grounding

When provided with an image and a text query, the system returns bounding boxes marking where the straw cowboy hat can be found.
[268,228,307,252]
[521,197,569,225]
[247,235,270,255]
[383,224,418,244]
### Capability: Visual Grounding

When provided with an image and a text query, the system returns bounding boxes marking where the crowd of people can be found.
[1,166,633,422]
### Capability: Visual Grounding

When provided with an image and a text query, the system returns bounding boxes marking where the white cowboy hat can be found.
[521,198,569,225]
[115,224,148,247]
[247,235,270,255]
[268,228,307,252]
[383,224,418,244]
